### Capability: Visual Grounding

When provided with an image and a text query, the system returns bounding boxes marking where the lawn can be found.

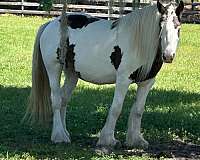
[0,14,199,159]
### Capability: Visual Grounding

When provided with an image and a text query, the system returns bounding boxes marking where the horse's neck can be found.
[118,5,161,80]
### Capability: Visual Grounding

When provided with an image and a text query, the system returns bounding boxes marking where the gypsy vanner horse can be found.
[24,0,184,148]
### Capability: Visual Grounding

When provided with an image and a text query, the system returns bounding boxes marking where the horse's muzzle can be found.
[163,53,175,63]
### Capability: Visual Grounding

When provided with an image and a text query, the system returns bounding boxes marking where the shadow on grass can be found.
[0,84,199,159]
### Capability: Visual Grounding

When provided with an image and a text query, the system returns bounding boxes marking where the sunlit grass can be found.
[0,15,199,159]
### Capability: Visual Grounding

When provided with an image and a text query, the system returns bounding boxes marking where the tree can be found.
[39,0,53,11]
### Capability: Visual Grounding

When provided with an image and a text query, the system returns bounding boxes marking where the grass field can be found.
[0,14,199,159]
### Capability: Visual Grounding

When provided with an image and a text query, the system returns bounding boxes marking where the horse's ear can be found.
[157,0,166,15]
[176,0,184,17]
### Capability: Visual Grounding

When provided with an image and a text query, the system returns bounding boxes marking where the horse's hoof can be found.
[95,146,112,155]
[125,136,149,149]
[114,139,122,149]
[97,138,121,148]
[95,139,121,155]
[51,128,71,143]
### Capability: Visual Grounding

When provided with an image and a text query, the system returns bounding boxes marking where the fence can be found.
[0,0,150,18]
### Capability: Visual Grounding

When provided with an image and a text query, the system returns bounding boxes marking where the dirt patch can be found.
[123,140,200,159]
[92,137,200,159]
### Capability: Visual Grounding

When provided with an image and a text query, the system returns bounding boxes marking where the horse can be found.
[24,0,184,149]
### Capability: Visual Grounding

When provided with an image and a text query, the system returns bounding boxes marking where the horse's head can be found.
[157,0,184,63]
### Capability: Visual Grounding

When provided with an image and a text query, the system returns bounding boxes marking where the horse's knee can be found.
[133,107,144,118]
[109,97,123,117]
[131,100,145,115]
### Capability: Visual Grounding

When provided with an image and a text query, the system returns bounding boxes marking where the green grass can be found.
[0,14,200,159]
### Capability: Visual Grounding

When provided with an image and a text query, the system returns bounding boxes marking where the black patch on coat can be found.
[129,45,163,82]
[129,68,141,82]
[175,0,184,21]
[110,46,123,70]
[76,72,81,78]
[157,0,167,15]
[59,14,100,29]
[65,39,76,69]
[143,46,163,81]
[56,47,61,60]
[111,20,119,29]
[76,71,86,81]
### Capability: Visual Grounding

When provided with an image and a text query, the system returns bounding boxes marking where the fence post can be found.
[21,0,24,16]
[119,0,124,17]
[132,0,136,10]
[191,0,194,11]
[108,0,113,20]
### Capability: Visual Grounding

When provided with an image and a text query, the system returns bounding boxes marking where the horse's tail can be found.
[58,0,68,66]
[23,22,52,126]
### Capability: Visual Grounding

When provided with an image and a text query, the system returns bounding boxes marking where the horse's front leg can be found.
[126,78,155,149]
[97,76,131,147]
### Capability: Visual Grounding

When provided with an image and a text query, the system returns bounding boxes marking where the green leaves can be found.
[39,0,53,11]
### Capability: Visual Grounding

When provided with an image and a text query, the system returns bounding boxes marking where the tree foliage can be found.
[39,0,77,11]
[39,0,53,11]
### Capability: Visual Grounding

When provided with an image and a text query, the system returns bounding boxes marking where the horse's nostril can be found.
[172,53,175,58]
[163,55,166,60]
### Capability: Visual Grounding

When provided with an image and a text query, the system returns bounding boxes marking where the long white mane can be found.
[119,4,161,80]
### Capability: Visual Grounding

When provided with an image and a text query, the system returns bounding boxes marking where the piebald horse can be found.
[25,0,184,148]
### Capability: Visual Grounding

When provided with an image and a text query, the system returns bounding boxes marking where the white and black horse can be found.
[25,0,184,148]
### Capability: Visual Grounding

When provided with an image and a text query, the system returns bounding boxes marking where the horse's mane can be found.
[119,4,161,80]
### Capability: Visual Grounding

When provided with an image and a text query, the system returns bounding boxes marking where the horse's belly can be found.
[75,57,116,84]
[71,22,117,84]
[74,45,116,84]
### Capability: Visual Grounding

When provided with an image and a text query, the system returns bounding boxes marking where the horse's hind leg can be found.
[46,63,70,143]
[126,78,155,149]
[60,69,78,135]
